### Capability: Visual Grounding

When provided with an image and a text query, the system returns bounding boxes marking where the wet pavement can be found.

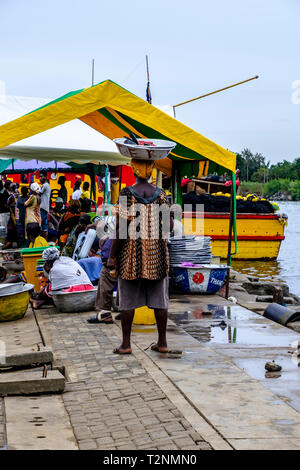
[1,293,300,450]
[130,296,300,449]
[169,304,297,347]
[168,303,300,414]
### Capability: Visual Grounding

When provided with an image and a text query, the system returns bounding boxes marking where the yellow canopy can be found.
[0,80,236,172]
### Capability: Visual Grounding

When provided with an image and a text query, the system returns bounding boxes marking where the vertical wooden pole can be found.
[119,165,123,193]
[171,161,178,204]
[227,305,232,343]
[91,59,95,86]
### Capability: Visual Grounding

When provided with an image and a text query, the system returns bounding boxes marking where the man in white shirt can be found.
[72,180,82,200]
[39,170,51,239]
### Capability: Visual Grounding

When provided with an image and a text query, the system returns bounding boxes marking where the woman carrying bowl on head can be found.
[108,158,173,355]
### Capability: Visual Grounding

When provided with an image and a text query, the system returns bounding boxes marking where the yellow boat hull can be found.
[182,212,286,260]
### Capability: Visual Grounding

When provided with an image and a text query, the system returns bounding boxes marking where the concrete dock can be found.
[0,293,300,450]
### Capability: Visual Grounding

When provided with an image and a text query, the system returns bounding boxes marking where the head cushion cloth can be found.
[130,159,154,179]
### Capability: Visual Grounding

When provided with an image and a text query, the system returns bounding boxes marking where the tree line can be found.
[236,148,300,183]
[237,148,300,200]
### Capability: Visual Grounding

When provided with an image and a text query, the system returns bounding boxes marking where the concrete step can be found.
[5,395,77,450]
[0,369,65,396]
[0,346,53,369]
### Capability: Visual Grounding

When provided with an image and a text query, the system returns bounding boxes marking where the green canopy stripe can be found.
[25,89,85,116]
[0,159,13,173]
[24,80,138,118]
[97,108,134,136]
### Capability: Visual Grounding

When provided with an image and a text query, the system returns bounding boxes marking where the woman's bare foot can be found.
[30,292,39,300]
[31,299,46,309]
[150,343,168,353]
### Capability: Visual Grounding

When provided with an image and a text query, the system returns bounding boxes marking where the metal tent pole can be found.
[225,180,234,299]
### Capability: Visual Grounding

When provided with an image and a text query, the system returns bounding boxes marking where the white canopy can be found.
[0,95,129,165]
[0,144,129,165]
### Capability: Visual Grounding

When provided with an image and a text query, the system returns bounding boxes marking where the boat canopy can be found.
[0,80,236,173]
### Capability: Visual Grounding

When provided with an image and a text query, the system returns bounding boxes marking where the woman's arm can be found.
[25,195,34,207]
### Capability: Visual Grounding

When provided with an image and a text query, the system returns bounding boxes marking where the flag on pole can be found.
[146,80,152,104]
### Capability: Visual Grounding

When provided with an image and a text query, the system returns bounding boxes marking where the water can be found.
[169,305,295,346]
[231,201,300,297]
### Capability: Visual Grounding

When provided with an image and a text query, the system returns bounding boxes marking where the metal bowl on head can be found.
[113,138,176,160]
[51,288,97,313]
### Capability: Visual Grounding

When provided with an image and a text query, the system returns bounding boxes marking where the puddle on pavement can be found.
[132,327,157,334]
[255,355,300,413]
[169,304,300,414]
[168,304,297,347]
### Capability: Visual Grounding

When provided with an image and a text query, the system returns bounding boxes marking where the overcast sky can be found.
[1,0,299,163]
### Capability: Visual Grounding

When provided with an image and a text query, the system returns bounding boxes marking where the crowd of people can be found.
[0,172,93,250]
[0,172,99,292]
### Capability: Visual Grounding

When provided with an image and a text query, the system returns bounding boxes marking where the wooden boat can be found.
[180,177,287,260]
[182,211,286,260]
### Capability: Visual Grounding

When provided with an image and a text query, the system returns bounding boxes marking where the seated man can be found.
[62,213,91,258]
[58,199,81,248]
[87,235,118,324]
[80,196,92,214]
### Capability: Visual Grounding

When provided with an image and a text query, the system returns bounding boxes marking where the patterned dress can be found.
[116,187,170,281]
[25,195,41,226]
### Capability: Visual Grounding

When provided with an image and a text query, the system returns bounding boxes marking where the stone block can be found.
[0,370,65,396]
[0,347,53,368]
[242,281,289,297]
[256,295,295,304]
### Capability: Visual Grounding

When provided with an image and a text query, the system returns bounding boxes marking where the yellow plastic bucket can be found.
[21,254,43,291]
[133,306,156,325]
[21,246,59,292]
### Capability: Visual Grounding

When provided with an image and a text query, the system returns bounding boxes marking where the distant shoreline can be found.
[240,180,300,201]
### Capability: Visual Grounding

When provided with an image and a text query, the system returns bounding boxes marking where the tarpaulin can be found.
[0,80,236,172]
